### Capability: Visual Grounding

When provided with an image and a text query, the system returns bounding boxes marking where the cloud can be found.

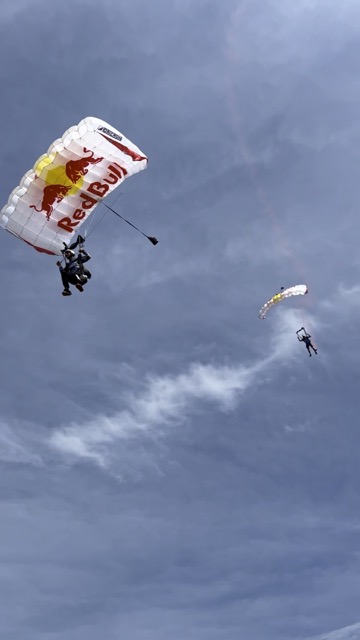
[49,307,303,467]
[306,621,360,640]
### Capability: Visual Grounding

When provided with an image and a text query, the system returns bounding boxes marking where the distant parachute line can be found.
[0,117,148,256]
[258,285,308,320]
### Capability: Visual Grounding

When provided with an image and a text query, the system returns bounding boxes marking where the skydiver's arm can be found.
[78,249,91,263]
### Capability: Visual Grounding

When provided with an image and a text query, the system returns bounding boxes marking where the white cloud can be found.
[45,270,360,474]
[306,621,360,640]
[50,362,257,465]
[48,274,358,473]
[49,308,304,467]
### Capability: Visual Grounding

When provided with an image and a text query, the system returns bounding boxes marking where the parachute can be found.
[259,284,308,319]
[0,117,148,255]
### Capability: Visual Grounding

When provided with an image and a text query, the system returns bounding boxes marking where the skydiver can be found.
[297,329,317,357]
[57,246,92,296]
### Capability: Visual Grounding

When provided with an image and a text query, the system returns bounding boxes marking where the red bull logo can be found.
[65,147,104,183]
[29,184,72,221]
[30,137,144,227]
[57,162,128,233]
[30,148,104,222]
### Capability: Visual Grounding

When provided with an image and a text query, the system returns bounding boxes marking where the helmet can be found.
[64,249,75,257]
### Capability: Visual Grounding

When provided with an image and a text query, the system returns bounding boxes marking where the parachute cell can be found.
[0,117,148,255]
[259,284,308,319]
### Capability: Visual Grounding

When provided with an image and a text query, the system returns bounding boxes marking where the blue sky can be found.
[1,1,360,639]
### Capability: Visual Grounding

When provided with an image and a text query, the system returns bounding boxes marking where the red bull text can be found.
[57,161,128,233]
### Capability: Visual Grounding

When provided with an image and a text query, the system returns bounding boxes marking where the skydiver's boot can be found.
[75,283,84,292]
[62,289,72,296]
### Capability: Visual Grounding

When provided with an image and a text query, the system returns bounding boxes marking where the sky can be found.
[1,1,360,638]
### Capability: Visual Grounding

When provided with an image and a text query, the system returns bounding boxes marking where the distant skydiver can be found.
[296,327,317,357]
[57,237,91,296]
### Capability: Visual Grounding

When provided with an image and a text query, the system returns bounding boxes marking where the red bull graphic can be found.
[1,116,148,257]
[30,184,72,221]
[30,148,103,222]
[65,147,104,183]
[57,162,128,233]
[29,132,145,226]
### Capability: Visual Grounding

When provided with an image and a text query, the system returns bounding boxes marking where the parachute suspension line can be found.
[103,203,158,245]
[85,190,122,239]
[83,206,108,240]
[83,192,124,241]
[110,190,123,210]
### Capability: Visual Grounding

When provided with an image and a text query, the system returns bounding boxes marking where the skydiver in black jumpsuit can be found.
[297,329,317,357]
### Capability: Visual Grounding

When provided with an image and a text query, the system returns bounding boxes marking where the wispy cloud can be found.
[305,621,360,640]
[49,308,303,467]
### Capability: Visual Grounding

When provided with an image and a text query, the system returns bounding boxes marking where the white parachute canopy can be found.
[0,117,148,255]
[259,284,308,319]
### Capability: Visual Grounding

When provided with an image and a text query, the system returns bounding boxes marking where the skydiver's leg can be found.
[76,265,90,284]
[78,268,91,284]
[310,343,317,354]
[82,268,91,280]
[67,273,85,292]
[60,272,71,295]
[306,345,311,357]
[63,273,84,296]
[60,272,68,288]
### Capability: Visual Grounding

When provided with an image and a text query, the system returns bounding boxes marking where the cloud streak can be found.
[306,621,360,640]
[49,308,302,467]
